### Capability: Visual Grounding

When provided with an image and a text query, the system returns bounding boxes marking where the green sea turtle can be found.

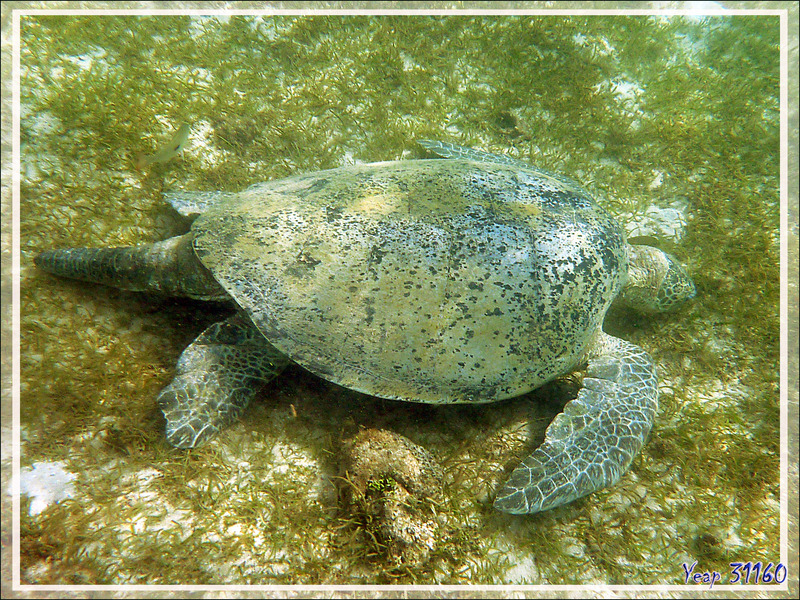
[34,141,695,514]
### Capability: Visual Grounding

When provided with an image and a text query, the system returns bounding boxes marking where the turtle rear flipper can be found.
[493,332,658,514]
[34,234,228,301]
[165,191,239,218]
[158,314,288,448]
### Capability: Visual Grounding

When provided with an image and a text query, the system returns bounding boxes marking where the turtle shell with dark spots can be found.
[191,158,627,403]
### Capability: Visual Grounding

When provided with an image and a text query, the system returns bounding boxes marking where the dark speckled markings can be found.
[34,141,695,514]
[193,158,627,404]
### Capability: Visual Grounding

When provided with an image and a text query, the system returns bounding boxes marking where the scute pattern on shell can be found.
[192,159,628,404]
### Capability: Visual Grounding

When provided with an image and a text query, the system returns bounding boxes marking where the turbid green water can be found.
[13,10,791,588]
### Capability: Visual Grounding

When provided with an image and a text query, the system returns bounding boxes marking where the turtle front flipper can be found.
[418,139,584,189]
[493,332,658,514]
[158,314,289,448]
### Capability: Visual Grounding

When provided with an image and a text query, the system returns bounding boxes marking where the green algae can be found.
[14,9,790,588]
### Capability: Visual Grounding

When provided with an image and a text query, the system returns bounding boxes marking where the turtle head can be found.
[620,244,696,313]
